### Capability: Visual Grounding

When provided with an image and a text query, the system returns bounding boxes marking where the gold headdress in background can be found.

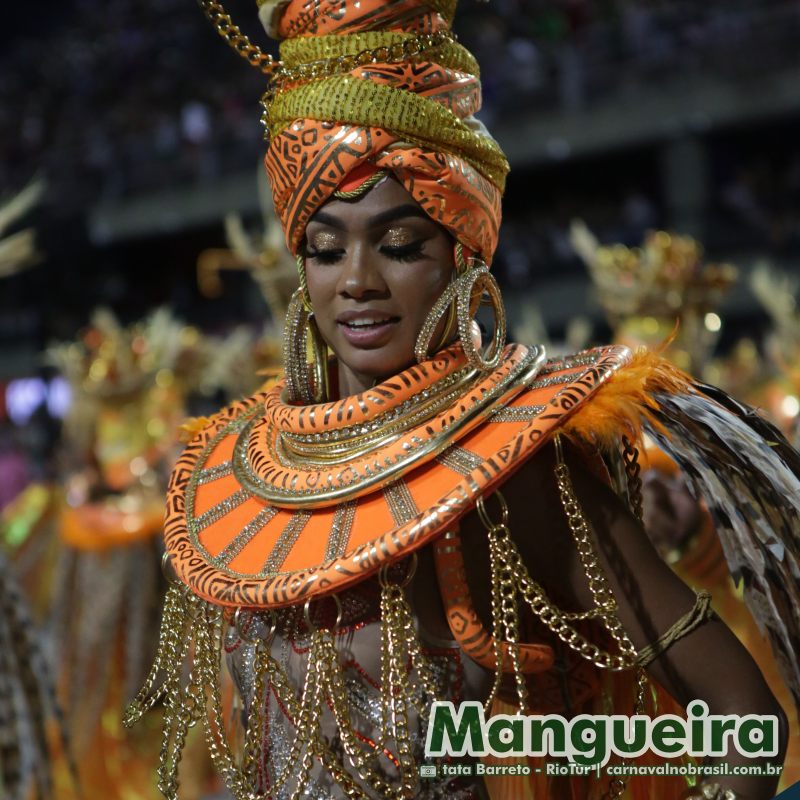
[46,308,207,480]
[571,221,738,376]
[196,165,298,397]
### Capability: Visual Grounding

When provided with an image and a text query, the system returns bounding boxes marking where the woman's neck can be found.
[336,362,380,398]
[333,335,461,398]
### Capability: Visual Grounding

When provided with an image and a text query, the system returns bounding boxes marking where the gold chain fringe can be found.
[197,0,278,75]
[129,436,654,798]
[476,436,649,799]
[127,561,440,799]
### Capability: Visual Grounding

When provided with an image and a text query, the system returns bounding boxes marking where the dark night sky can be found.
[4,1,70,43]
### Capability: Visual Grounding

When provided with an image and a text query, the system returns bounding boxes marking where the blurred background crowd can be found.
[2,1,800,798]
[4,0,799,207]
[2,1,800,353]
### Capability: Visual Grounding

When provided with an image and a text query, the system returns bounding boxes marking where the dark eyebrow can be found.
[367,204,429,228]
[308,204,429,231]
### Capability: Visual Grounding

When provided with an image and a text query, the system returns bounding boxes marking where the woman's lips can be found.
[337,317,400,347]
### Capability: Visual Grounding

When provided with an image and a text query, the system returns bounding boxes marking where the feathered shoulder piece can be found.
[566,349,800,711]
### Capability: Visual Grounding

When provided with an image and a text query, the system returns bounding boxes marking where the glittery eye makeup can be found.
[305,229,345,264]
[383,227,417,248]
[305,222,431,265]
[308,231,340,251]
[378,226,429,262]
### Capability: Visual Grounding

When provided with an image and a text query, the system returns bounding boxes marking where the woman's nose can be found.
[338,245,388,299]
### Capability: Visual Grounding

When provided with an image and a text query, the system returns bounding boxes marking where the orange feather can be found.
[562,348,694,448]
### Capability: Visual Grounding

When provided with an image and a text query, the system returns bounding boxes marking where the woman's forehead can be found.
[308,178,432,231]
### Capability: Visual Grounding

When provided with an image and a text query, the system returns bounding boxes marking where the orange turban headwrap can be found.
[258,0,509,263]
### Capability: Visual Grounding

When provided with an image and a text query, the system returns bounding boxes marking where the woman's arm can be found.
[567,442,786,798]
[498,440,788,800]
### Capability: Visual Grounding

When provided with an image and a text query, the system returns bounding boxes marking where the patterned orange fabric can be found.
[263,0,505,262]
[432,527,556,674]
[265,0,452,38]
[163,345,637,608]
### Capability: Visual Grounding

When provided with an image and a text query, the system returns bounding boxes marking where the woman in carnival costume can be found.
[46,309,216,799]
[128,2,800,798]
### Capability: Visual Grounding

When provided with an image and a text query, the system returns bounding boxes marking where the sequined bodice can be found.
[225,571,491,799]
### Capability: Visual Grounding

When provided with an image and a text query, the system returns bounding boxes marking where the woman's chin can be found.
[335,344,415,389]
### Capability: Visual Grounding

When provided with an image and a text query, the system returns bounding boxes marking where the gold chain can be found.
[124,583,189,726]
[378,571,440,796]
[602,666,649,800]
[162,591,205,797]
[276,30,454,86]
[476,439,651,798]
[260,30,462,134]
[477,494,527,711]
[554,435,647,798]
[196,0,278,75]
[479,489,635,672]
[129,569,445,798]
[622,435,644,523]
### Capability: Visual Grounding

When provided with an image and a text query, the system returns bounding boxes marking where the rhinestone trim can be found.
[184,401,264,565]
[324,500,357,562]
[383,480,420,526]
[491,404,546,423]
[194,488,250,532]
[262,511,313,575]
[196,461,234,484]
[527,372,579,390]
[212,506,278,569]
[539,351,601,375]
[436,445,484,477]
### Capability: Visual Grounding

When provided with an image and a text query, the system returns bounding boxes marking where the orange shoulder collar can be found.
[164,343,673,609]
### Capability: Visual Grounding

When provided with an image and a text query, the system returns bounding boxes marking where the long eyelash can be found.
[381,242,425,262]
[305,242,425,264]
[306,248,344,264]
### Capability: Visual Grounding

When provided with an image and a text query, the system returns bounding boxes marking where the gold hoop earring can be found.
[458,264,506,371]
[414,264,506,371]
[296,253,312,309]
[283,288,329,403]
[425,242,473,355]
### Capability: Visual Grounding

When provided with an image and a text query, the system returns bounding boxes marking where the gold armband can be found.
[636,590,714,667]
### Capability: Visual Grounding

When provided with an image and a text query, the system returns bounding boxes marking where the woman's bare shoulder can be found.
[459,437,600,614]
